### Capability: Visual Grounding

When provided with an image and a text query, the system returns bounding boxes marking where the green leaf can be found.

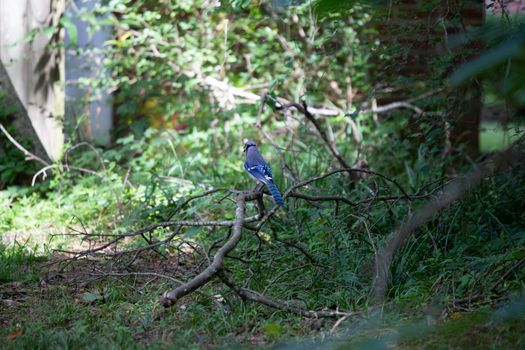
[42,26,55,40]
[449,34,525,86]
[510,250,525,261]
[60,17,78,46]
[263,322,284,337]
[81,292,102,303]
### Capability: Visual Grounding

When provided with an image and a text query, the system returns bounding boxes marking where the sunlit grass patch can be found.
[480,121,524,153]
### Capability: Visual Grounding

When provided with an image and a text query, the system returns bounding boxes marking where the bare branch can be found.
[161,194,247,307]
[256,93,300,183]
[274,98,352,169]
[289,191,356,205]
[372,140,525,303]
[31,164,103,186]
[64,142,107,172]
[198,75,441,117]
[0,61,51,163]
[166,188,227,220]
[217,269,356,318]
[0,122,50,167]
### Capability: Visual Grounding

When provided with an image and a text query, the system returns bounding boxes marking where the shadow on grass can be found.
[0,243,46,283]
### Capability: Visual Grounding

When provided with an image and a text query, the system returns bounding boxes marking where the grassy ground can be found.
[0,244,309,349]
[398,308,525,349]
[1,242,524,349]
[1,122,524,349]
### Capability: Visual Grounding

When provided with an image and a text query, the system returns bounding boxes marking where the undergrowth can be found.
[1,119,523,348]
[1,1,525,348]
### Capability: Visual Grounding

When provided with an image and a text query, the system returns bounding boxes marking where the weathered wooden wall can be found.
[0,0,65,161]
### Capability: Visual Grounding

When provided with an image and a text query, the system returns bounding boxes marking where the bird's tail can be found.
[265,181,284,206]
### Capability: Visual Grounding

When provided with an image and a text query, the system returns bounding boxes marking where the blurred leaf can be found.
[60,17,78,46]
[5,327,23,340]
[449,33,525,86]
[81,292,102,303]
[263,322,284,337]
[42,26,55,40]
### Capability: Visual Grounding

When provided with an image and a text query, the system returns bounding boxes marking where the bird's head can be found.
[243,139,257,153]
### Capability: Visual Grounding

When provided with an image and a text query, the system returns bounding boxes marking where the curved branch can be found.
[166,188,227,220]
[372,141,525,303]
[161,194,247,307]
[274,98,351,170]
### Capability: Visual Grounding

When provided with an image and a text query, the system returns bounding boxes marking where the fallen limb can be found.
[372,140,525,303]
[217,269,356,318]
[51,165,431,312]
[161,194,247,307]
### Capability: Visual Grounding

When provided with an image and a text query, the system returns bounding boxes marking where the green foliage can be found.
[1,0,525,348]
[0,90,39,188]
[70,0,375,130]
[0,243,44,283]
[450,22,525,108]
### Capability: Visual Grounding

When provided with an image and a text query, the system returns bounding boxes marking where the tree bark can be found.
[372,0,484,159]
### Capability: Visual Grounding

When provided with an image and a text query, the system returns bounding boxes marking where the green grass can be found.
[398,304,525,349]
[0,245,312,349]
[479,121,524,153]
[1,123,524,349]
[0,243,45,283]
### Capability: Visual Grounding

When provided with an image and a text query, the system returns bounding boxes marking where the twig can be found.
[31,164,102,186]
[256,92,300,182]
[277,98,352,169]
[86,271,213,299]
[0,122,50,166]
[166,188,226,220]
[289,191,356,206]
[64,142,107,171]
[330,313,353,334]
[262,264,309,294]
[1,123,105,186]
[260,167,411,231]
[275,237,321,266]
[200,75,442,117]
[490,258,525,293]
[217,269,356,318]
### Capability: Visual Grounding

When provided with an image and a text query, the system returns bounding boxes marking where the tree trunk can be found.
[0,0,65,161]
[372,0,484,159]
[0,60,51,164]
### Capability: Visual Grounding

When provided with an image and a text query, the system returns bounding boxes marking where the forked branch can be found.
[161,194,247,307]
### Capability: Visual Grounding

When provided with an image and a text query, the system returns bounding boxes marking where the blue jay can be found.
[244,140,284,206]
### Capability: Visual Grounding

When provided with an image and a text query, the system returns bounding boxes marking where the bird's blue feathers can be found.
[265,182,284,206]
[244,142,284,207]
[244,164,273,184]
